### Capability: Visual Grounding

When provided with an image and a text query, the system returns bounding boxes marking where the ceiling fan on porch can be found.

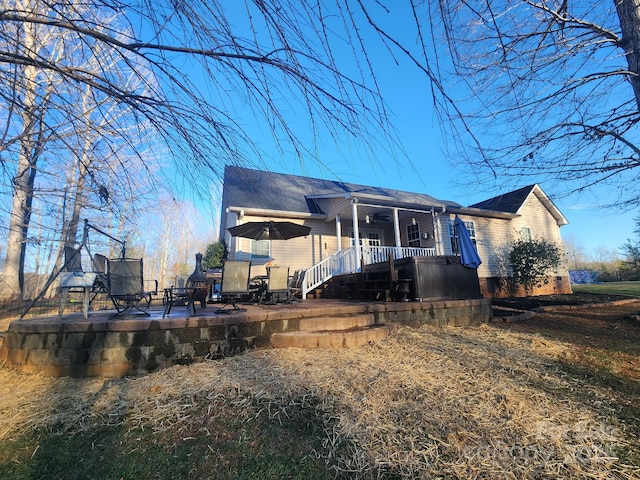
[365,213,391,224]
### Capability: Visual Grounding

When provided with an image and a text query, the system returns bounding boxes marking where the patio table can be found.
[163,287,199,317]
[249,275,268,303]
[59,271,98,320]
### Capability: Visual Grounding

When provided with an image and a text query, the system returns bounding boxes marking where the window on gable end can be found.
[520,226,532,242]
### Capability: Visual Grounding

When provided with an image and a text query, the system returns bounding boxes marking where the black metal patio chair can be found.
[107,258,157,318]
[263,265,291,304]
[216,260,251,313]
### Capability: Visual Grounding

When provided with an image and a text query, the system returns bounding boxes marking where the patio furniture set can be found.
[59,247,158,320]
[53,219,308,320]
[212,261,301,314]
[58,248,302,320]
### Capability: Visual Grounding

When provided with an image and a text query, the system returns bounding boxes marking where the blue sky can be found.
[198,3,638,257]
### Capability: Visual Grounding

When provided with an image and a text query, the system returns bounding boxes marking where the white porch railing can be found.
[301,245,436,298]
[363,246,436,264]
[301,248,359,298]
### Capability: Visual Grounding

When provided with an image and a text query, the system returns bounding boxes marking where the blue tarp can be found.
[569,270,600,284]
[454,216,482,269]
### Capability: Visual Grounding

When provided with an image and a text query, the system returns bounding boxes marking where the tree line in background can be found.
[13,202,217,300]
[500,228,640,296]
[563,214,640,282]
[620,215,640,280]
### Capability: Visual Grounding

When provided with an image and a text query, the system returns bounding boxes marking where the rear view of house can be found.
[219,166,570,298]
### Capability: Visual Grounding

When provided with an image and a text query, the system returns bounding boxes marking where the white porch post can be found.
[393,208,401,247]
[351,199,361,269]
[432,208,444,256]
[335,214,342,251]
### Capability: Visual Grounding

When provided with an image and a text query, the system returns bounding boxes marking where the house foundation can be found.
[479,275,572,298]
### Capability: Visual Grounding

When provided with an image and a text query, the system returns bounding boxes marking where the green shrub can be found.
[202,241,227,269]
[509,238,563,295]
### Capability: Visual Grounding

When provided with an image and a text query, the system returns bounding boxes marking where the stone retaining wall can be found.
[369,298,493,327]
[0,299,492,377]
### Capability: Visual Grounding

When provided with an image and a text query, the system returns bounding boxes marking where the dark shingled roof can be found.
[221,167,567,235]
[222,166,456,214]
[222,166,329,214]
[468,185,536,213]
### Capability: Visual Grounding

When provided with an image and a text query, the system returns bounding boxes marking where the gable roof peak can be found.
[468,184,536,213]
[469,183,568,226]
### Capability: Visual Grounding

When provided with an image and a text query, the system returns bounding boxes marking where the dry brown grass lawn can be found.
[1,301,639,479]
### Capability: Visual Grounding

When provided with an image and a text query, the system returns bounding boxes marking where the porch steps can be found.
[299,313,373,331]
[304,286,326,299]
[270,313,397,349]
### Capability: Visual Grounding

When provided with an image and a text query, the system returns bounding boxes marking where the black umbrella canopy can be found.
[227,221,311,241]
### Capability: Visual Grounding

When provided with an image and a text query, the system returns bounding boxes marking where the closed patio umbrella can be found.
[227,221,311,241]
[454,216,482,268]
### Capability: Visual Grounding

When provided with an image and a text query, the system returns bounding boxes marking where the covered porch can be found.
[223,186,464,299]
[301,191,452,297]
[309,191,448,260]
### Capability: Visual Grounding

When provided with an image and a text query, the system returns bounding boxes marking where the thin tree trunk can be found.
[615,0,640,111]
[1,18,39,300]
[65,137,90,248]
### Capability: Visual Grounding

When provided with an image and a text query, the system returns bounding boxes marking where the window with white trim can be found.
[448,219,477,255]
[407,223,421,247]
[520,226,532,241]
[251,239,270,259]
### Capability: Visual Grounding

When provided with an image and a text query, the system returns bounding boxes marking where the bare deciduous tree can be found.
[1,3,164,298]
[418,1,640,206]
[8,1,633,301]
[0,1,404,299]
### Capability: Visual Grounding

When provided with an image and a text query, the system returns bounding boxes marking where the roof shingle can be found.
[468,185,536,213]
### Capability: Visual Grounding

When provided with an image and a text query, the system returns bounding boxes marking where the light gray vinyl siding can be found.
[467,192,567,278]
